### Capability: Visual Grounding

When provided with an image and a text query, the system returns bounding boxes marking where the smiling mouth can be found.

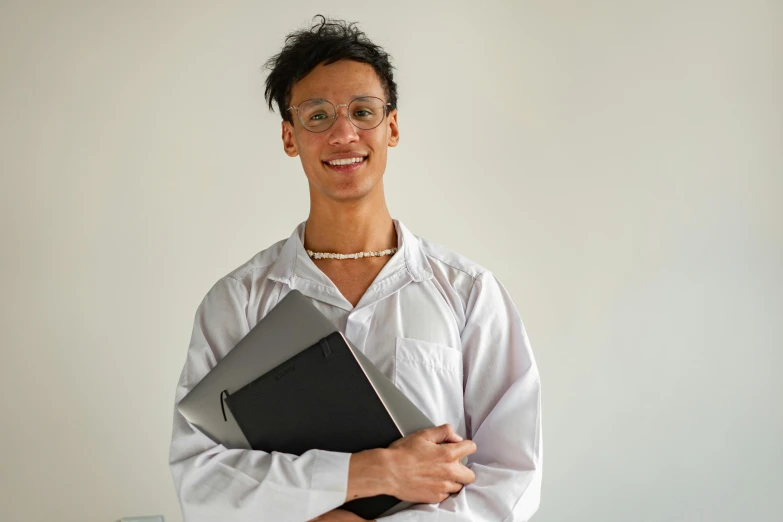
[324,156,367,166]
[322,156,367,173]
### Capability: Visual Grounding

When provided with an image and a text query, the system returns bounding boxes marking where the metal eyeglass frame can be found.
[286,96,392,133]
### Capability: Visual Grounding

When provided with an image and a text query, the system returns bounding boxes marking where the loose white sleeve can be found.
[168,277,352,522]
[379,272,543,522]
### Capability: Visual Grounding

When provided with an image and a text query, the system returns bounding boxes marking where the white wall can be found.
[1,1,780,521]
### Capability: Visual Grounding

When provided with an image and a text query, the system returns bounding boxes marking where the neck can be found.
[304,191,396,254]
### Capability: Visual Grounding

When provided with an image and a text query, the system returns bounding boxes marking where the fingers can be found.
[442,430,464,443]
[451,463,476,485]
[445,480,465,494]
[422,424,463,443]
[431,481,464,504]
[444,439,477,460]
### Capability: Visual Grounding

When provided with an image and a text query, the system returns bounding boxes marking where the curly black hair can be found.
[264,15,397,123]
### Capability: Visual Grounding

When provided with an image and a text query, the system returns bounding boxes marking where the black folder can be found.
[223,331,404,519]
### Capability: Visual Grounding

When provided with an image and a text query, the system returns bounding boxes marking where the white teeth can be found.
[327,157,365,166]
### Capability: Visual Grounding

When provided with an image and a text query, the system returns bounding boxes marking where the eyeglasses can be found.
[287,96,392,133]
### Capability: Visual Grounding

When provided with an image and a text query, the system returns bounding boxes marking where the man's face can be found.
[281,60,399,204]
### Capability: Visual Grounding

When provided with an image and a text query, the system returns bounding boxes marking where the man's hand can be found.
[344,424,477,505]
[384,424,477,504]
[308,508,370,521]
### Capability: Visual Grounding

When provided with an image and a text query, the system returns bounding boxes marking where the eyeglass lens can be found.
[297,97,386,132]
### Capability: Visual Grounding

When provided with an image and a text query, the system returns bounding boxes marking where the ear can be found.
[282,120,299,157]
[386,109,399,147]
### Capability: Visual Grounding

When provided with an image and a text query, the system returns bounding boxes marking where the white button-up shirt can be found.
[169,219,542,522]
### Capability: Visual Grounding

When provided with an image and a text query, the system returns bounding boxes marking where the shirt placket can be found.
[345,269,416,352]
[343,302,377,353]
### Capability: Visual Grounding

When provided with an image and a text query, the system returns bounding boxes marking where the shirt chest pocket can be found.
[393,337,465,434]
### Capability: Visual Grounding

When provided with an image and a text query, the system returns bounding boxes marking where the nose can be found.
[327,104,359,145]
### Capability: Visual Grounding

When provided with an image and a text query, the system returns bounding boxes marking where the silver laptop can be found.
[178,289,443,516]
[177,288,435,450]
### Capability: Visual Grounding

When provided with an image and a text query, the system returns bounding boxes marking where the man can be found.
[169,16,542,522]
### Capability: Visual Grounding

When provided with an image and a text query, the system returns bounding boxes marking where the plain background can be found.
[1,1,780,521]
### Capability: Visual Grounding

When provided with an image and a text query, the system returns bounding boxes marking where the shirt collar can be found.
[267,218,433,287]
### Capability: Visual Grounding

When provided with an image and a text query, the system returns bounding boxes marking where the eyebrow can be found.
[300,94,378,104]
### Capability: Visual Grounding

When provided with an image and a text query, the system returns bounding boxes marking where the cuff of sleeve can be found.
[307,450,352,516]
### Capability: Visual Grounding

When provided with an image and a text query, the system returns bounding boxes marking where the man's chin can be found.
[316,182,380,204]
[324,189,374,203]
[306,168,384,204]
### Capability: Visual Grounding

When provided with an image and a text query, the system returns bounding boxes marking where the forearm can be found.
[170,400,351,521]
